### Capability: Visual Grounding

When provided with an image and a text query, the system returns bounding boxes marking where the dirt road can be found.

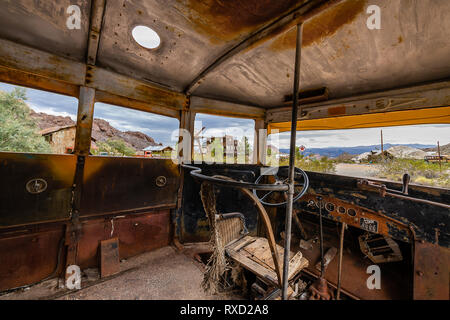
[334,163,380,178]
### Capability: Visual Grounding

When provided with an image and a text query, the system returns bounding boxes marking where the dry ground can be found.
[1,246,239,300]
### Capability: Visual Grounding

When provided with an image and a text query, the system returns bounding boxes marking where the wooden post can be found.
[437,141,442,173]
[74,87,95,156]
[253,119,267,165]
[65,86,95,283]
[179,104,195,164]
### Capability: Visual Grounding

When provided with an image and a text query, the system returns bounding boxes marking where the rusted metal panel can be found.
[114,210,171,259]
[413,241,449,300]
[80,157,179,216]
[0,210,170,291]
[267,81,450,124]
[86,0,106,65]
[0,153,76,228]
[193,0,450,108]
[76,211,171,269]
[97,0,306,92]
[0,38,186,117]
[185,0,321,94]
[186,0,354,95]
[0,0,449,113]
[0,65,79,98]
[297,171,450,247]
[297,235,409,300]
[100,237,120,278]
[86,66,185,110]
[95,90,180,119]
[0,226,64,291]
[0,38,86,86]
[298,194,412,243]
[0,1,90,62]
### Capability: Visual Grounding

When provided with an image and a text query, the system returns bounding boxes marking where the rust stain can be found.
[269,0,366,51]
[178,0,301,44]
[47,155,77,184]
[328,106,346,116]
[398,36,403,43]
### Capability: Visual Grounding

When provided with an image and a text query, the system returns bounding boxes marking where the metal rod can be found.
[385,191,450,209]
[282,22,303,300]
[293,210,308,239]
[336,222,346,300]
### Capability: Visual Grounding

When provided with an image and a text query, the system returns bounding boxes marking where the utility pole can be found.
[437,141,442,173]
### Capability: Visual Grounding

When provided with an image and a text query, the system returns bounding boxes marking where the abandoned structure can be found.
[40,125,97,154]
[0,0,449,300]
[143,145,173,157]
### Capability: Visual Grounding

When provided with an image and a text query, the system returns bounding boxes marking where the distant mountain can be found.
[280,144,436,158]
[30,110,161,150]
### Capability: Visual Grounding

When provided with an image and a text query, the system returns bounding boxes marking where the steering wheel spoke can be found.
[260,190,275,201]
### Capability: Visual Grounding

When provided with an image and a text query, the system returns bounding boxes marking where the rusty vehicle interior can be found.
[0,0,449,301]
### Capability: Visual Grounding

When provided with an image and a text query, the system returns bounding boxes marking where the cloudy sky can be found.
[273,124,449,149]
[0,82,448,149]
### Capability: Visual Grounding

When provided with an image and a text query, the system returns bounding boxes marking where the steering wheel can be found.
[252,166,309,207]
[184,164,309,207]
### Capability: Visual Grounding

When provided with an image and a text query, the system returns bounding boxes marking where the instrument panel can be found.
[297,194,412,243]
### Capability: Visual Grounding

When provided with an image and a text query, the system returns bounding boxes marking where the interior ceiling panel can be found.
[96,0,306,92]
[0,0,90,62]
[0,0,449,110]
[193,0,450,108]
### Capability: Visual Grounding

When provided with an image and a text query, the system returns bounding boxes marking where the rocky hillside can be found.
[30,110,74,129]
[386,146,428,159]
[30,110,160,150]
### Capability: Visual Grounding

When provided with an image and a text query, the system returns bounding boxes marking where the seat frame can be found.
[200,175,308,291]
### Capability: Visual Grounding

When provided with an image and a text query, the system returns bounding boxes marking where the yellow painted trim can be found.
[268,107,450,134]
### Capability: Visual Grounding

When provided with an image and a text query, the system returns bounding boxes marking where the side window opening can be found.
[92,102,179,158]
[268,125,449,188]
[0,82,78,154]
[193,113,255,164]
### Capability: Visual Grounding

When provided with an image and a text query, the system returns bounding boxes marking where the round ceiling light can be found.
[132,25,161,49]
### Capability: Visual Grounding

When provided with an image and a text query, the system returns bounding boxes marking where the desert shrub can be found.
[279,155,336,174]
[376,158,449,188]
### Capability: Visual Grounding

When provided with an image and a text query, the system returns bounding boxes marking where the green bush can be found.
[94,138,136,156]
[279,155,336,174]
[0,88,51,153]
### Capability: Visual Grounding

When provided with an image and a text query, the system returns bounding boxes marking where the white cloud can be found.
[27,102,76,120]
[273,125,449,149]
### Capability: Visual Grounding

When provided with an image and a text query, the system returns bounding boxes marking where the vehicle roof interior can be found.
[0,0,449,302]
[0,0,449,125]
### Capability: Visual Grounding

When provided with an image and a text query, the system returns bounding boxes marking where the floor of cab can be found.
[0,245,240,300]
